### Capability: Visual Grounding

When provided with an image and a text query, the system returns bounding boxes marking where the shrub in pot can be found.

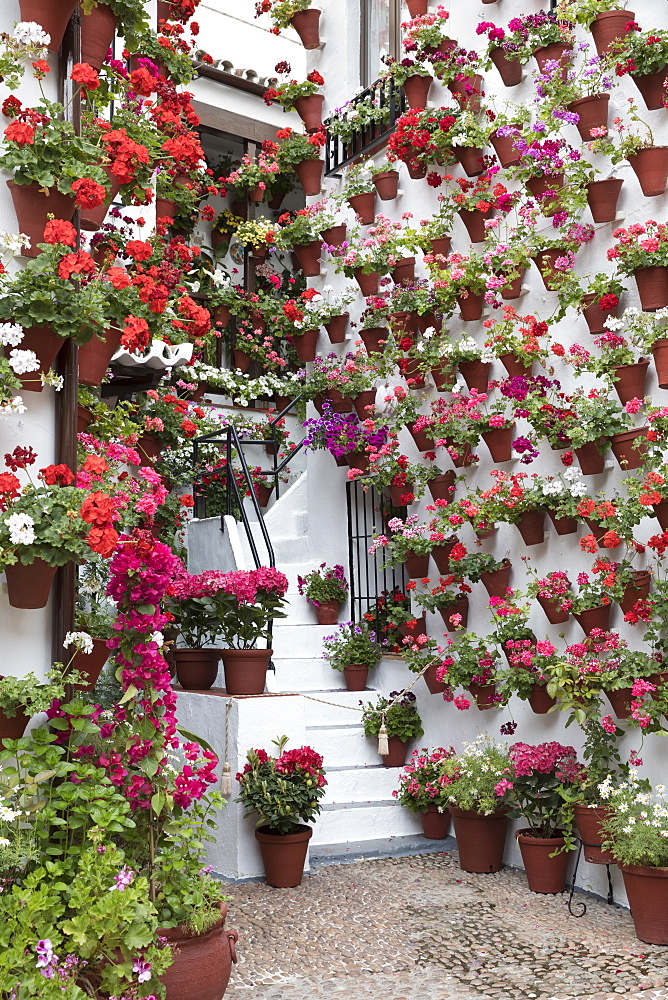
[322,620,382,691]
[236,735,327,887]
[0,666,76,741]
[298,562,349,624]
[361,692,424,768]
[394,746,456,839]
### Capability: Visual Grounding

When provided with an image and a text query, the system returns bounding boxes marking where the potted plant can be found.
[412,575,471,632]
[321,620,382,691]
[263,70,325,131]
[444,734,513,873]
[505,741,585,893]
[361,691,424,767]
[255,0,321,49]
[341,161,377,224]
[382,54,433,110]
[276,127,326,196]
[297,563,349,624]
[0,666,75,740]
[394,746,456,840]
[222,147,281,203]
[236,735,327,887]
[609,220,668,311]
[370,159,400,200]
[436,630,503,709]
[500,637,560,715]
[610,26,668,110]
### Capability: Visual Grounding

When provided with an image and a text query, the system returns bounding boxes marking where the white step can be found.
[311,801,421,845]
[305,723,412,769]
[272,623,337,657]
[323,765,400,803]
[272,657,350,691]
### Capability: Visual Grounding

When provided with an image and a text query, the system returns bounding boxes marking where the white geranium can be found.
[13,21,51,47]
[0,323,23,348]
[8,349,39,375]
[0,232,29,257]
[5,512,35,545]
[63,631,94,655]
[0,396,26,415]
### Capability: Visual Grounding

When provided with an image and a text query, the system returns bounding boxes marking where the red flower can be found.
[4,121,34,145]
[40,464,75,486]
[72,178,107,209]
[125,240,153,261]
[58,252,97,280]
[106,267,131,290]
[32,59,50,77]
[80,491,117,526]
[1,96,22,118]
[71,62,100,90]
[121,316,151,353]
[307,70,324,85]
[87,523,119,558]
[0,472,21,498]
[181,419,198,438]
[130,68,157,95]
[43,219,77,247]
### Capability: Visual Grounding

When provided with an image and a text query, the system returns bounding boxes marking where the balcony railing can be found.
[325,77,406,176]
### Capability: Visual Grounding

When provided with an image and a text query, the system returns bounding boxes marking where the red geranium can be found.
[58,252,97,280]
[43,219,77,247]
[71,62,100,90]
[40,464,75,486]
[72,178,107,209]
[4,121,35,145]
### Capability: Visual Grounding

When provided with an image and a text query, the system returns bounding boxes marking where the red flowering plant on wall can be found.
[263,69,324,109]
[435,629,504,708]
[503,741,584,845]
[386,106,460,172]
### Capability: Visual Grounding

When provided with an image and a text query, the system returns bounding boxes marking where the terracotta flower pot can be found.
[347,191,376,225]
[568,93,609,142]
[388,483,414,506]
[489,129,521,168]
[467,682,497,710]
[71,637,110,692]
[454,145,485,177]
[78,328,122,386]
[406,160,428,180]
[573,804,615,865]
[440,595,469,632]
[500,272,525,300]
[324,312,348,345]
[5,558,57,610]
[81,3,119,70]
[632,66,668,111]
[314,600,341,626]
[525,173,564,217]
[581,292,619,334]
[449,806,508,873]
[294,94,324,132]
[529,684,557,714]
[409,422,435,452]
[406,0,428,15]
[532,248,566,291]
[80,170,120,232]
[354,269,379,296]
[427,471,456,503]
[136,433,163,465]
[159,902,237,1000]
[353,389,376,419]
[516,830,572,894]
[7,180,74,258]
[77,405,93,435]
[342,664,369,691]
[620,570,652,614]
[547,510,578,535]
[19,0,79,52]
[572,440,606,477]
[399,357,425,388]
[654,500,668,530]
[429,236,451,258]
[536,593,570,625]
[447,74,483,112]
[290,7,321,48]
[174,649,220,690]
[221,648,271,695]
[232,349,251,374]
[0,707,29,741]
[402,550,428,581]
[532,42,572,79]
[431,541,455,575]
[627,147,668,197]
[586,177,623,223]
[634,265,668,312]
[292,329,319,363]
[516,509,545,546]
[432,363,455,392]
[490,47,522,87]
[590,9,635,56]
[445,440,473,468]
[481,560,512,599]
[499,352,532,378]
[458,207,493,243]
[381,736,410,768]
[653,338,668,388]
[325,388,353,413]
[402,74,433,109]
[609,427,648,470]
[619,864,668,945]
[613,359,649,406]
[423,662,447,695]
[294,157,323,196]
[482,423,515,463]
[420,804,450,840]
[345,451,369,472]
[293,239,321,277]
[360,326,387,354]
[255,825,312,888]
[457,291,484,321]
[459,359,491,392]
[373,170,399,200]
[255,484,274,508]
[605,687,634,720]
[321,224,347,247]
[155,197,177,220]
[392,257,416,286]
[575,603,611,635]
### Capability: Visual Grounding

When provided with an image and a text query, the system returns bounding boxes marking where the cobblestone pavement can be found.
[224,852,668,1000]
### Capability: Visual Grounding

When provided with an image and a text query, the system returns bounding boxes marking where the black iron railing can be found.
[346,479,407,624]
[325,77,406,176]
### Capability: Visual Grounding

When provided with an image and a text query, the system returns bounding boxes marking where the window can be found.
[360,0,401,88]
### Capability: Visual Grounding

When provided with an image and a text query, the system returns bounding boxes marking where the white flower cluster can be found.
[63,631,94,655]
[0,804,21,823]
[42,372,64,391]
[8,349,39,376]
[0,396,26,416]
[13,21,50,48]
[0,323,23,348]
[5,512,35,545]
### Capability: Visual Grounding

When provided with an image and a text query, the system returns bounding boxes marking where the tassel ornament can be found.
[378,722,389,757]
[221,761,233,796]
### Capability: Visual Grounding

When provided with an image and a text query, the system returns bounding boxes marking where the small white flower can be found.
[63,631,94,655]
[0,323,23,348]
[0,837,10,847]
[8,349,39,375]
[5,512,35,545]
[0,396,26,415]
[42,372,64,391]
[13,21,51,47]
[150,631,164,645]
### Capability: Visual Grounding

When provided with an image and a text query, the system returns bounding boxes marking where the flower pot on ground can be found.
[612,360,649,406]
[619,865,668,944]
[373,170,399,200]
[609,427,648,469]
[255,825,313,887]
[568,94,609,142]
[159,902,238,1000]
[449,807,509,873]
[294,158,323,196]
[586,178,623,223]
[421,804,451,840]
[590,9,636,56]
[395,746,456,830]
[5,557,58,609]
[7,181,74,258]
[490,47,523,86]
[632,67,668,110]
[78,328,123,386]
[174,649,220,691]
[516,830,572,894]
[18,0,79,52]
[627,147,668,197]
[634,266,668,312]
[290,7,321,48]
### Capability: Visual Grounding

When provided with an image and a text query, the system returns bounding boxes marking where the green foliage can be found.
[322,621,382,670]
[361,692,424,741]
[297,563,348,606]
[444,734,513,816]
[0,666,75,718]
[236,735,327,835]
[394,746,455,813]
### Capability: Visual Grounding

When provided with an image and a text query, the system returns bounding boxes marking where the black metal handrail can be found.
[325,76,406,176]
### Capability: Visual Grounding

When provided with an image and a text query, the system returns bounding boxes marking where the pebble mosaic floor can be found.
[224,851,668,1000]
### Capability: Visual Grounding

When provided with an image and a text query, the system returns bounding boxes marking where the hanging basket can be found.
[423,662,447,694]
[467,682,498,710]
[380,737,410,768]
[528,684,557,715]
[499,352,532,378]
[547,510,578,535]
[71,637,110,692]
[440,595,469,631]
[429,236,451,258]
[391,257,416,286]
[353,389,376,419]
[457,290,484,322]
[431,541,456,575]
[652,338,668,388]
[0,707,29,741]
[532,248,565,291]
[489,129,521,168]
[537,593,570,625]
[525,173,564,216]
[409,422,434,452]
[5,557,58,610]
[405,550,430,579]
[605,687,634,720]
[586,177,623,223]
[289,7,321,48]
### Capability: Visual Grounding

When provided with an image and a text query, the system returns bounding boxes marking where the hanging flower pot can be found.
[525,174,564,217]
[547,510,578,535]
[532,42,572,79]
[0,707,29,741]
[516,830,572,893]
[155,197,177,220]
[573,804,615,864]
[429,236,451,258]
[321,223,347,246]
[423,662,447,695]
[632,66,668,111]
[325,388,353,413]
[440,596,469,631]
[136,433,163,465]
[532,248,565,291]
[454,145,485,177]
[489,129,521,168]
[431,541,456,575]
[174,649,220,690]
[78,328,122,386]
[391,257,416,286]
[427,471,456,503]
[291,329,319,363]
[373,170,399,200]
[634,265,668,312]
[399,357,425,388]
[347,191,376,225]
[232,349,251,374]
[342,664,369,691]
[255,483,274,508]
[445,440,473,468]
[467,681,497,710]
[290,7,321,48]
[360,326,387,354]
[500,272,525,300]
[499,353,532,378]
[574,439,607,475]
[627,147,668,197]
[381,737,410,768]
[609,426,648,470]
[255,825,312,888]
[408,422,434,452]
[402,74,433,109]
[459,359,491,392]
[652,338,668,388]
[586,177,623,223]
[490,47,522,87]
[457,290,484,321]
[537,593,570,625]
[581,292,619,334]
[353,389,376,419]
[449,806,509,873]
[515,509,546,546]
[654,500,668,530]
[77,405,93,434]
[612,359,649,406]
[618,864,668,945]
[448,74,484,112]
[605,687,634,719]
[345,450,369,472]
[575,603,612,635]
[406,0,428,14]
[482,422,515,463]
[19,0,79,52]
[567,93,610,142]
[389,482,411,506]
[5,557,58,610]
[620,570,652,614]
[420,804,450,840]
[293,157,324,197]
[458,207,493,243]
[353,269,379,296]
[432,363,456,391]
[7,180,74,258]
[70,638,110,692]
[590,9,636,56]
[293,240,321,277]
[81,3,119,70]
[15,325,64,393]
[528,684,557,714]
[406,160,428,180]
[405,550,430,579]
[294,94,325,132]
[481,559,512,599]
[221,648,271,695]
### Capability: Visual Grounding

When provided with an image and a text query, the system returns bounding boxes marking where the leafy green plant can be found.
[443,734,513,815]
[236,735,327,835]
[361,692,424,741]
[297,563,348,607]
[394,746,456,813]
[599,775,668,867]
[322,621,382,670]
[0,667,77,719]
